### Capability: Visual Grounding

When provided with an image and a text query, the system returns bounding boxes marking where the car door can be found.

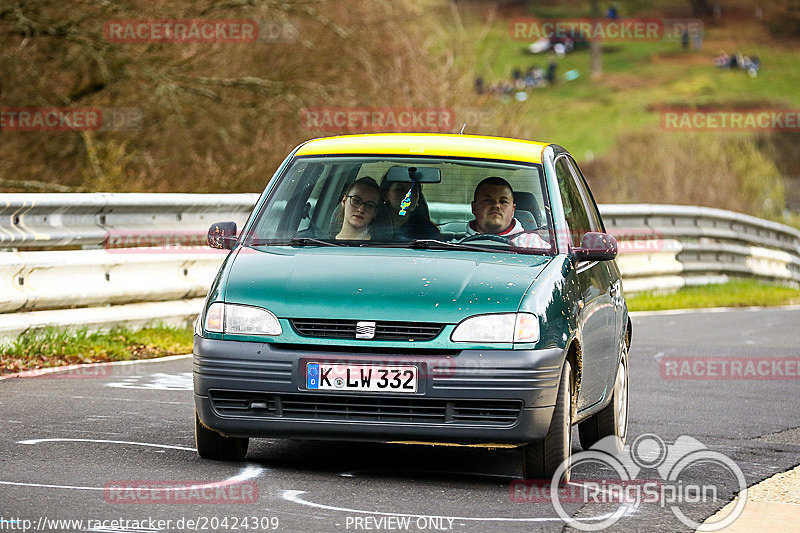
[568,156,625,394]
[555,156,617,410]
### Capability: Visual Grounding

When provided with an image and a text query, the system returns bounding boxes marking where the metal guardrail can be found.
[0,193,257,339]
[0,193,258,249]
[600,204,800,292]
[1,194,798,339]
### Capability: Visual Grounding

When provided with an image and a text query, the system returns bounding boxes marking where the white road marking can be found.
[2,438,266,492]
[0,354,192,381]
[105,372,192,391]
[630,304,800,317]
[18,438,196,451]
[0,462,264,492]
[6,391,190,405]
[282,489,633,523]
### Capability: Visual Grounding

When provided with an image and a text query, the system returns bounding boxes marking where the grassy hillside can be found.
[431,0,800,223]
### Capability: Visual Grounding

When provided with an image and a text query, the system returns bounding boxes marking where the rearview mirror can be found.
[385,166,442,183]
[574,232,617,261]
[207,221,238,250]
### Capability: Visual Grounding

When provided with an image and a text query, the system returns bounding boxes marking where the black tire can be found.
[523,360,573,482]
[195,412,249,461]
[578,343,629,454]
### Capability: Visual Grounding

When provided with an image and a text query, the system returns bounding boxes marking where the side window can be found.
[567,157,604,233]
[555,157,591,248]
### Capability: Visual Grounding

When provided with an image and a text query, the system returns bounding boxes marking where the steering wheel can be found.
[458,233,511,245]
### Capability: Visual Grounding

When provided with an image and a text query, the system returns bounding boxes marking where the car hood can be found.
[224,246,551,324]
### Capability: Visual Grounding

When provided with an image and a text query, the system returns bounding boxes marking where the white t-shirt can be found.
[466,219,549,249]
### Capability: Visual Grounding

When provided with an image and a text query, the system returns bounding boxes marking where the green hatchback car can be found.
[194,133,630,480]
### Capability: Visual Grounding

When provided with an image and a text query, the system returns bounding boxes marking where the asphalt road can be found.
[1,307,799,533]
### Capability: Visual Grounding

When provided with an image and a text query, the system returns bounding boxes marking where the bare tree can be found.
[0,0,447,192]
[689,0,714,16]
[590,0,602,79]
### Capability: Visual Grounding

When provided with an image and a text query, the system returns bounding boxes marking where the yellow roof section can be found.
[295,134,549,164]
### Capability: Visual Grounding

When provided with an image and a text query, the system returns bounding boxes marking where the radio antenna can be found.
[459,123,467,134]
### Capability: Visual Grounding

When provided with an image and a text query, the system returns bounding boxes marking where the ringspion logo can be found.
[536,434,747,531]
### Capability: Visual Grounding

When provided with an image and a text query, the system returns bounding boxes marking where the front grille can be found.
[291,318,444,341]
[270,344,459,356]
[281,394,447,423]
[451,401,522,425]
[209,391,521,427]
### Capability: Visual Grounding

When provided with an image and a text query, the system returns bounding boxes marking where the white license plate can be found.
[306,363,418,393]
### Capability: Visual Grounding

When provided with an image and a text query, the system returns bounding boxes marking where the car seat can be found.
[513,191,544,228]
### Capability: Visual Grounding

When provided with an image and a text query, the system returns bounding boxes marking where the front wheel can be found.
[195,412,249,461]
[523,360,573,481]
[578,343,629,454]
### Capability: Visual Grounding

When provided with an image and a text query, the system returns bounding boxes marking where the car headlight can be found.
[451,313,539,343]
[203,302,282,336]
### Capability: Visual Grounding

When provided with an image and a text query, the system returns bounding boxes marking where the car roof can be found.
[294,133,551,164]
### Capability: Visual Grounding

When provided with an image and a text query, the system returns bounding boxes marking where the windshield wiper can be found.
[405,239,511,253]
[288,237,342,247]
[396,239,549,255]
[249,238,342,247]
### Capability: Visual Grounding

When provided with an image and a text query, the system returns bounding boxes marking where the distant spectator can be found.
[524,69,536,88]
[713,51,730,68]
[607,5,618,19]
[692,31,703,51]
[546,59,557,84]
[712,51,760,77]
[474,76,485,95]
[533,66,544,85]
[681,30,689,51]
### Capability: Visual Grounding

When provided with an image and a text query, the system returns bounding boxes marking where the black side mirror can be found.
[574,232,618,262]
[207,221,238,250]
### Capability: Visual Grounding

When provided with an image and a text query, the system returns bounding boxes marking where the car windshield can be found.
[243,155,554,255]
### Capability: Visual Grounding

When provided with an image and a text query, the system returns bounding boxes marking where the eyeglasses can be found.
[346,195,378,213]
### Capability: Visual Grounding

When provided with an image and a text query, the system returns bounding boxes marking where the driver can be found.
[468,176,548,248]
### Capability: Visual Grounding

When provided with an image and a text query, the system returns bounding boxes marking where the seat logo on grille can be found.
[355,321,376,339]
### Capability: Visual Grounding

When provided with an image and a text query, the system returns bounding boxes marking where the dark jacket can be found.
[391,212,441,241]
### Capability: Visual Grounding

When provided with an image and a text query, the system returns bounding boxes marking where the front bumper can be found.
[194,336,564,444]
